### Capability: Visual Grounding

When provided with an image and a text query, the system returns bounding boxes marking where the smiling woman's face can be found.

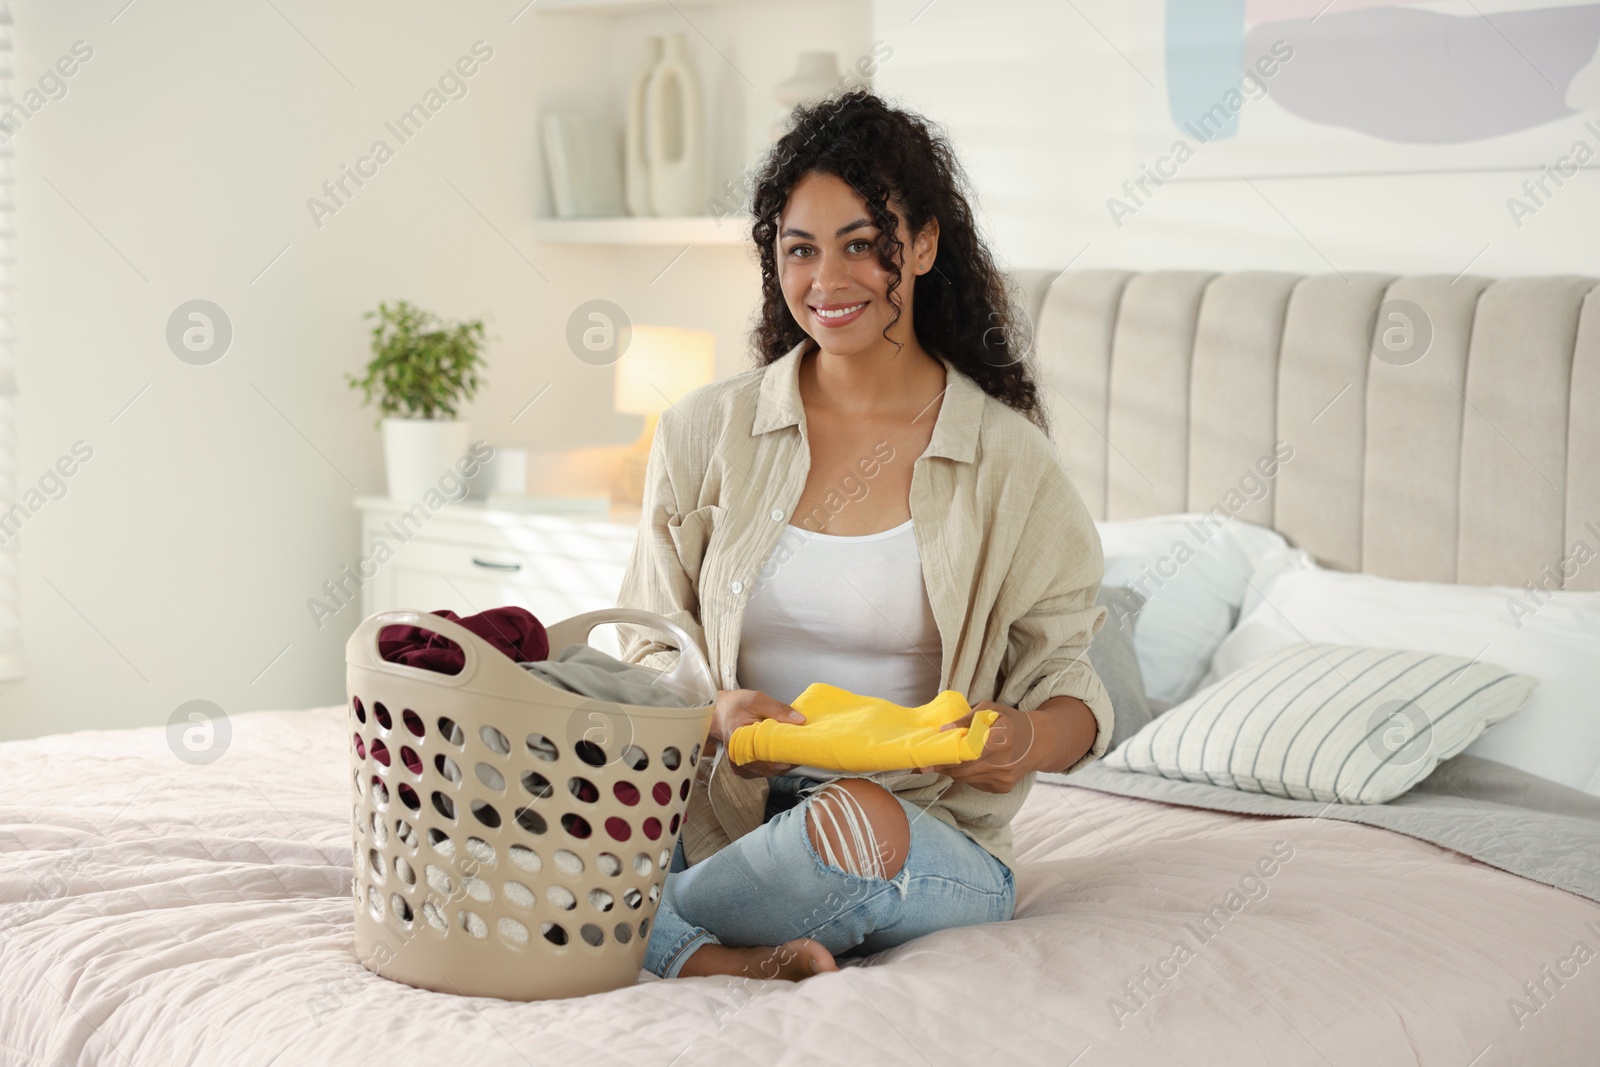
[776,170,937,358]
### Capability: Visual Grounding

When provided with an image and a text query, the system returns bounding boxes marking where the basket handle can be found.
[346,607,717,707]
[347,609,534,692]
[544,607,716,708]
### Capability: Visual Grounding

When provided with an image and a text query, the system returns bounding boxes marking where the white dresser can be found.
[354,496,642,656]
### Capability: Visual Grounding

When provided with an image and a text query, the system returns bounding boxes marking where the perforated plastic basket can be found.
[345,607,716,1000]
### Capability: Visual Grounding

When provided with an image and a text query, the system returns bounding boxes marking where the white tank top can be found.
[735,517,944,779]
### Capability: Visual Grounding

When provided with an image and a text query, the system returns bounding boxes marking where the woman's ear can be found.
[915,217,939,274]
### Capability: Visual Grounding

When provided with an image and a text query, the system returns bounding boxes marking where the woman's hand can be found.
[916,701,1034,794]
[713,688,806,779]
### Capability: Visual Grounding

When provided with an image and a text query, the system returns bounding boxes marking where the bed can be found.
[5,268,1600,1066]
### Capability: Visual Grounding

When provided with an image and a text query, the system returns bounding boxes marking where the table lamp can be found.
[614,325,716,505]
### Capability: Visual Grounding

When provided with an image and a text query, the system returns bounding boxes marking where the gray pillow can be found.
[1089,585,1154,751]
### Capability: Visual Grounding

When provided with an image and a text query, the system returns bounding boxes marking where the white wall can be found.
[2,0,865,740]
[873,0,1600,278]
[13,0,1592,742]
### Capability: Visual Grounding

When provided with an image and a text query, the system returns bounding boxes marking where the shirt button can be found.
[770,508,784,521]
[729,580,744,595]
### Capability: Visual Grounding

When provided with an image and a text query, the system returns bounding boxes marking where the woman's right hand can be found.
[713,688,806,779]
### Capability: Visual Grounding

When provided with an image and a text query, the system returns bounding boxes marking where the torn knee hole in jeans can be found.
[807,785,893,880]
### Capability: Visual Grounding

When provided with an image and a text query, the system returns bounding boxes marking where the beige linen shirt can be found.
[614,338,1113,871]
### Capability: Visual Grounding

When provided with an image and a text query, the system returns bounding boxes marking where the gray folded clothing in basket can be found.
[519,643,698,708]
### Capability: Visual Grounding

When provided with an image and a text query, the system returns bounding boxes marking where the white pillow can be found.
[1095,513,1294,707]
[1203,549,1600,795]
[1102,641,1537,803]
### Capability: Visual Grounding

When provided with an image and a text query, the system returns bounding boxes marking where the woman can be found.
[615,88,1113,982]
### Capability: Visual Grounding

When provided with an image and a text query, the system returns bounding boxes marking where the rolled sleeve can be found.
[995,465,1114,775]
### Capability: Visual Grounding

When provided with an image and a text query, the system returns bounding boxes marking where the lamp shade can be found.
[614,326,716,416]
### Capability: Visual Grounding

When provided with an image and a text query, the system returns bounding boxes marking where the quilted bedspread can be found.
[3,706,1599,1066]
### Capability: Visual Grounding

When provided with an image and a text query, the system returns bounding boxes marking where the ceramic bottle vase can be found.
[644,32,706,216]
[770,51,842,143]
[624,36,661,217]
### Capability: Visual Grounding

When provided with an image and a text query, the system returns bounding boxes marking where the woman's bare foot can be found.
[676,937,839,981]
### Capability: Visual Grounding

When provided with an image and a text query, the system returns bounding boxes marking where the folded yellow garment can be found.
[727,682,999,773]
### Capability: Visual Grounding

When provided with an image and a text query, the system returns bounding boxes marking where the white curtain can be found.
[0,0,20,680]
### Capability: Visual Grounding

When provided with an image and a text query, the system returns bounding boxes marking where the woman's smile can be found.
[810,300,869,327]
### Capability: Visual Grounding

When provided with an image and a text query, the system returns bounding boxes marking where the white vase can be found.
[625,36,663,217]
[382,417,471,503]
[644,32,705,217]
[770,52,842,142]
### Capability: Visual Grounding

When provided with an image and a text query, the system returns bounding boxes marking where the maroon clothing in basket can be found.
[377,607,549,674]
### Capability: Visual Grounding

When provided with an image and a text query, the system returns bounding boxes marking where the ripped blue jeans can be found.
[642,774,1016,978]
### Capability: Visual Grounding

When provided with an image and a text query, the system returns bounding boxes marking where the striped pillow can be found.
[1100,642,1537,804]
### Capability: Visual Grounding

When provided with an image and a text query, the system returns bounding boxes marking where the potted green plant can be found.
[348,299,488,501]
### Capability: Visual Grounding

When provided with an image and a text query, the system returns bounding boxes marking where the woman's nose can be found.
[811,248,854,291]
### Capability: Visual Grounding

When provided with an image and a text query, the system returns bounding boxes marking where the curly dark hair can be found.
[745,87,1047,433]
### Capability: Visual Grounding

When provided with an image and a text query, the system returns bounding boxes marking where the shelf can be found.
[531,0,779,14]
[532,215,752,246]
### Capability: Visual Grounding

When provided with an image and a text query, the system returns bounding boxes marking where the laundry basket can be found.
[345,607,717,1000]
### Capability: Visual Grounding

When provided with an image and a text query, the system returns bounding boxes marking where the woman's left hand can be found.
[915,701,1035,793]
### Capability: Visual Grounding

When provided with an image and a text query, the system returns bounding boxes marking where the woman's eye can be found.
[785,239,872,258]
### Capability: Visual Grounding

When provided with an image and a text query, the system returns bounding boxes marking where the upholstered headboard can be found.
[1007,270,1600,593]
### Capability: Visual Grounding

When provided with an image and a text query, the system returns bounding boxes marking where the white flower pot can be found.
[382,417,471,502]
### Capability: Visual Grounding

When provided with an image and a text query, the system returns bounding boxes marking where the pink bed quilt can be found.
[2,706,1597,1066]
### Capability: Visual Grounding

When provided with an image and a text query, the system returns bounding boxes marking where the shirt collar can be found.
[751,338,984,463]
